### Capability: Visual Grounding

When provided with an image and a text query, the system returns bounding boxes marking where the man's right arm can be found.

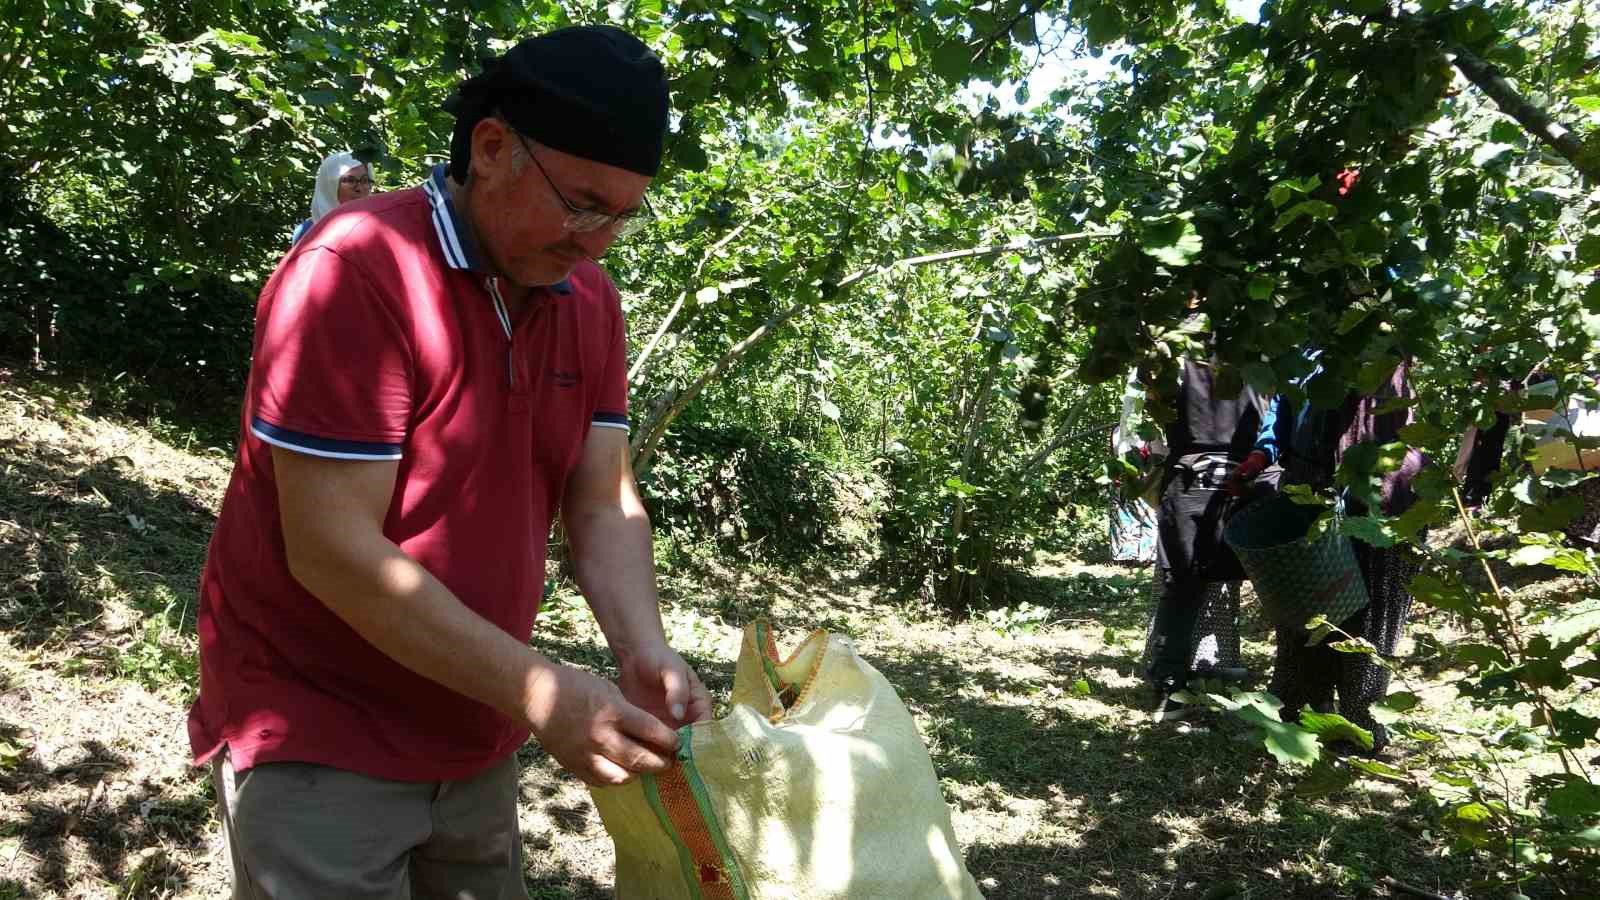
[270,445,678,785]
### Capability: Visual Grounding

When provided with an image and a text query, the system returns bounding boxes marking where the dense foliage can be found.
[4,0,1598,892]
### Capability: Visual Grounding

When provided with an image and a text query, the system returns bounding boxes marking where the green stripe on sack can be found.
[678,728,752,900]
[642,765,705,900]
[755,621,799,707]
[755,621,785,695]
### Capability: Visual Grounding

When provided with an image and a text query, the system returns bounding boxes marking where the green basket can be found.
[1223,493,1370,630]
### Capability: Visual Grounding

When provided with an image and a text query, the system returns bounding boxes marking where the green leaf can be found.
[1454,643,1508,668]
[1442,175,1479,210]
[1543,598,1600,645]
[672,135,709,172]
[1336,297,1378,334]
[943,477,978,497]
[0,740,26,771]
[1470,142,1516,167]
[1299,711,1375,750]
[1267,175,1320,208]
[1339,515,1397,548]
[1235,705,1320,768]
[1574,96,1600,113]
[1085,5,1124,47]
[210,29,266,54]
[1259,719,1322,768]
[1507,545,1556,567]
[1577,234,1600,270]
[1296,759,1357,798]
[1337,0,1387,14]
[1393,497,1447,538]
[1347,758,1409,783]
[1071,678,1092,696]
[1549,709,1600,745]
[931,41,970,81]
[1247,276,1274,300]
[1139,218,1204,267]
[1442,801,1495,845]
[1241,362,1276,395]
[1517,492,1583,533]
[1397,422,1445,445]
[1411,572,1475,615]
[1329,638,1378,656]
[1553,826,1600,850]
[1273,199,1337,231]
[1369,690,1419,724]
[1545,779,1600,818]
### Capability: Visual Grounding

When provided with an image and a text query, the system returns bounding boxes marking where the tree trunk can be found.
[939,339,1004,610]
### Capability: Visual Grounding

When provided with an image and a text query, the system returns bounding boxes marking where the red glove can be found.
[1225,450,1269,497]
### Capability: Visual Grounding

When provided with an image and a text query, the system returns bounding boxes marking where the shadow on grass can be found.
[525,864,612,900]
[0,428,213,649]
[0,739,210,896]
[868,644,1471,899]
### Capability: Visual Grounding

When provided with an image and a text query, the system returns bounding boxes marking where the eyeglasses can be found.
[339,175,374,187]
[510,130,652,237]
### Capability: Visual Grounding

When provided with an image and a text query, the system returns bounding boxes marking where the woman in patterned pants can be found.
[1265,361,1426,755]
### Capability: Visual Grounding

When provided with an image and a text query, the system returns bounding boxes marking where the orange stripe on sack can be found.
[655,763,738,900]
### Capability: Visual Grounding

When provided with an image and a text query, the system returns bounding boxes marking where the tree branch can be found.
[629,287,816,474]
[1448,43,1599,181]
[838,229,1117,288]
[629,211,765,384]
[969,0,1044,65]
[629,229,1117,475]
[1018,419,1117,482]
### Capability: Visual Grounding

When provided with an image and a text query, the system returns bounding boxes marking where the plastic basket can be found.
[1223,493,1370,630]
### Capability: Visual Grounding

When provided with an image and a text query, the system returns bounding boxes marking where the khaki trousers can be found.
[212,751,530,900]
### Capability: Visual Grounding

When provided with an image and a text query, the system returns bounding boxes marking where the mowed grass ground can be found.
[1,375,1591,899]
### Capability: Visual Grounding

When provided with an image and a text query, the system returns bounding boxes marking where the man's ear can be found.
[469,117,513,184]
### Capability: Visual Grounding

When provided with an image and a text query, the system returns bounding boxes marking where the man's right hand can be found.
[1224,449,1270,497]
[523,662,681,786]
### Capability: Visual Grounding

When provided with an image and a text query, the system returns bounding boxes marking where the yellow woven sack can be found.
[590,622,984,900]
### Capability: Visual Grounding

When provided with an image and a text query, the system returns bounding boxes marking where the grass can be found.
[0,373,1595,898]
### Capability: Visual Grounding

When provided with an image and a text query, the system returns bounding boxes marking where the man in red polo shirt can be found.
[188,26,710,898]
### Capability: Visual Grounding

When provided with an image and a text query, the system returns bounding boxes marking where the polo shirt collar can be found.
[420,164,573,296]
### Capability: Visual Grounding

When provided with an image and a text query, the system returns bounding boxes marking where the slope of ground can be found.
[1,375,1592,899]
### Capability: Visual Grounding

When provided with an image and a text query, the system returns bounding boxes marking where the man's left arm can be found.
[562,426,712,728]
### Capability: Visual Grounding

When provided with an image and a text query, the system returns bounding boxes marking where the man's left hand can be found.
[616,641,713,730]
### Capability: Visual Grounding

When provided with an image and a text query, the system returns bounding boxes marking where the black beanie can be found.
[444,25,669,181]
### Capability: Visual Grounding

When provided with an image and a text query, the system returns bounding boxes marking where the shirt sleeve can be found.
[247,247,413,460]
[590,283,630,434]
[1254,393,1283,464]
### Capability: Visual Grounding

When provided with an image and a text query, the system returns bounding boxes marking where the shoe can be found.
[1152,692,1195,723]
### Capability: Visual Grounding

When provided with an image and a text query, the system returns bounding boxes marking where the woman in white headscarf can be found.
[290,152,372,243]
